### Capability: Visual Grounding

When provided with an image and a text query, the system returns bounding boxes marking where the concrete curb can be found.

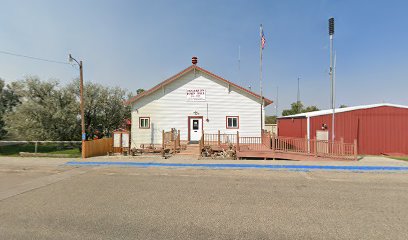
[66,161,408,172]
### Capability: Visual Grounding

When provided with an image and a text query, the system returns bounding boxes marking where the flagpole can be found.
[259,24,263,133]
[276,86,279,117]
[238,45,241,85]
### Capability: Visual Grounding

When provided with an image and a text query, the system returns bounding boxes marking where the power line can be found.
[0,50,70,65]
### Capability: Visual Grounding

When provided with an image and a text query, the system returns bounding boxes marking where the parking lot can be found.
[0,157,407,240]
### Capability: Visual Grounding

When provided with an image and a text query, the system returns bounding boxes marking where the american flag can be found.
[261,27,266,50]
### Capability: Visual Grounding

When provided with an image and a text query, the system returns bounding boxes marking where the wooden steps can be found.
[177,143,200,156]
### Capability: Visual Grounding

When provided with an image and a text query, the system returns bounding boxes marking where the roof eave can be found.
[126,65,273,106]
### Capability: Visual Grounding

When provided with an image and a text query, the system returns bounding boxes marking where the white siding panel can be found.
[131,71,263,148]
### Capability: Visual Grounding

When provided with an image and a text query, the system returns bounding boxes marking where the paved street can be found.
[0,159,407,239]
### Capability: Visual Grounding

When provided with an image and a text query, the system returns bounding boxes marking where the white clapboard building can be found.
[126,58,273,148]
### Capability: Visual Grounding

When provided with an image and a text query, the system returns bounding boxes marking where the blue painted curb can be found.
[65,161,408,172]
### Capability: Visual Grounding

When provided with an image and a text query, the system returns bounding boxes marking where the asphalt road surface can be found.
[0,164,407,240]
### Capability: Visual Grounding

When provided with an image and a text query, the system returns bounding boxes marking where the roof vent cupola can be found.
[192,56,198,65]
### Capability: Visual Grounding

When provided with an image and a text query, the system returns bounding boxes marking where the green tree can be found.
[339,104,348,108]
[4,77,132,141]
[265,115,277,124]
[303,105,319,112]
[282,101,304,116]
[282,101,320,116]
[0,79,21,139]
[4,77,79,140]
[67,80,131,139]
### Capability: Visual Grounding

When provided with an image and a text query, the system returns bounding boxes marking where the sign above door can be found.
[186,89,206,101]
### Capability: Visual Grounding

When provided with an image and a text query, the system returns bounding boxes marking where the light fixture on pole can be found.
[329,17,335,141]
[259,24,266,132]
[69,54,85,158]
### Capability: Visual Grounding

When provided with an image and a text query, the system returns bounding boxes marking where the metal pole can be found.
[329,17,335,142]
[333,51,337,139]
[330,35,334,141]
[276,86,279,117]
[259,24,264,132]
[80,61,85,159]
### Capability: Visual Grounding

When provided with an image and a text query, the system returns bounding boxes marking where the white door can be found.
[190,118,203,141]
[316,130,329,154]
[122,133,129,148]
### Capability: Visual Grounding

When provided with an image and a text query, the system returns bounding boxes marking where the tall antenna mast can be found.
[238,45,241,71]
[329,17,335,141]
[297,76,301,103]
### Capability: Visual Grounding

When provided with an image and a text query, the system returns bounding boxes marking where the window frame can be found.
[226,116,239,129]
[139,117,150,129]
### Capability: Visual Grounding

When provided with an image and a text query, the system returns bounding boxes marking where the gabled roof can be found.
[125,65,273,106]
[278,103,408,119]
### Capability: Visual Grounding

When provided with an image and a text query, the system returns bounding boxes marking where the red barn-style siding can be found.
[278,104,408,155]
[277,117,307,138]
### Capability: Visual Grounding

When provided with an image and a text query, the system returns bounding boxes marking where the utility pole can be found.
[329,17,335,141]
[69,54,85,158]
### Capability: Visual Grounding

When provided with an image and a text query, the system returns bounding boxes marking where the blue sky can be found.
[1,0,407,115]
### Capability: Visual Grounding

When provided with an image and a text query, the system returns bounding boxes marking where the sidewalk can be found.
[71,155,408,166]
[64,155,408,172]
[1,155,408,172]
[0,157,70,167]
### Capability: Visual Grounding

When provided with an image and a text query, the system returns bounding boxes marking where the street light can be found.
[328,17,335,142]
[69,54,85,158]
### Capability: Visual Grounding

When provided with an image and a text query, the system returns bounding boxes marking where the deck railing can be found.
[203,131,237,146]
[201,131,358,160]
[161,129,181,154]
[239,137,269,151]
[273,136,357,160]
[313,140,357,160]
[274,136,309,154]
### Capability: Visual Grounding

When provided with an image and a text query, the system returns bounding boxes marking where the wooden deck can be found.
[200,131,358,161]
[236,150,355,161]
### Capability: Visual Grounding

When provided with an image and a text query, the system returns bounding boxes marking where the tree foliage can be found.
[4,77,132,141]
[265,115,277,124]
[282,101,320,116]
[4,77,79,140]
[0,79,21,139]
[303,105,319,113]
[66,80,131,139]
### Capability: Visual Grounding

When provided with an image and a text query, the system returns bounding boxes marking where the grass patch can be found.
[0,143,81,157]
[389,156,408,162]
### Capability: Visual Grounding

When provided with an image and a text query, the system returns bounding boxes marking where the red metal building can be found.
[277,103,408,155]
